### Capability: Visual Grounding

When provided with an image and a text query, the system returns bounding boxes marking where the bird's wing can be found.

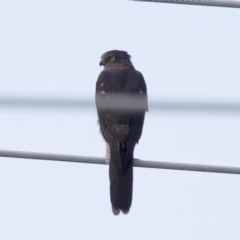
[96,69,148,143]
[96,70,128,143]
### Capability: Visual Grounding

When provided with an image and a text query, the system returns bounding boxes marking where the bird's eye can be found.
[110,56,115,61]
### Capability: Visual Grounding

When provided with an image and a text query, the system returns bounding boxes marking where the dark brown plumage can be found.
[95,50,148,215]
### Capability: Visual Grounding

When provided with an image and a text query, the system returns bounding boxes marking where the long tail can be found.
[109,142,134,215]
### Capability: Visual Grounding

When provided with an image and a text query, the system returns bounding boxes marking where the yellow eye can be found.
[110,56,115,61]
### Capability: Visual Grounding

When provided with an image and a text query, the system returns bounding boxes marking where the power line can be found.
[1,149,240,175]
[1,97,240,113]
[133,0,240,8]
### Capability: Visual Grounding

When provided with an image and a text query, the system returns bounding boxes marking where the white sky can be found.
[0,0,240,239]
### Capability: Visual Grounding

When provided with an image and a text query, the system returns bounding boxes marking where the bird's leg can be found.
[105,143,110,164]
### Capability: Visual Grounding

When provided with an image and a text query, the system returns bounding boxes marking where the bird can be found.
[95,50,148,215]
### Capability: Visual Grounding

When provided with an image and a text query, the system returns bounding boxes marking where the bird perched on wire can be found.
[95,50,148,215]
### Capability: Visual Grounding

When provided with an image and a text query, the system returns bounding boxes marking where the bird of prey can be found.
[95,50,148,215]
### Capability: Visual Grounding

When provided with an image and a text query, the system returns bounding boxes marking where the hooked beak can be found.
[99,58,105,66]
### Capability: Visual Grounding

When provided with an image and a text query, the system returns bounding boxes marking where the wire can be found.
[1,149,240,175]
[1,97,240,113]
[133,0,240,8]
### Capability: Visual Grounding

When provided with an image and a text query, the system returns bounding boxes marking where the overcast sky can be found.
[0,0,240,239]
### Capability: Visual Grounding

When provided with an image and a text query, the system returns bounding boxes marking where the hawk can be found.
[95,50,148,215]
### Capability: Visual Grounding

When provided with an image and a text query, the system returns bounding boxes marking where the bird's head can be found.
[99,50,133,69]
